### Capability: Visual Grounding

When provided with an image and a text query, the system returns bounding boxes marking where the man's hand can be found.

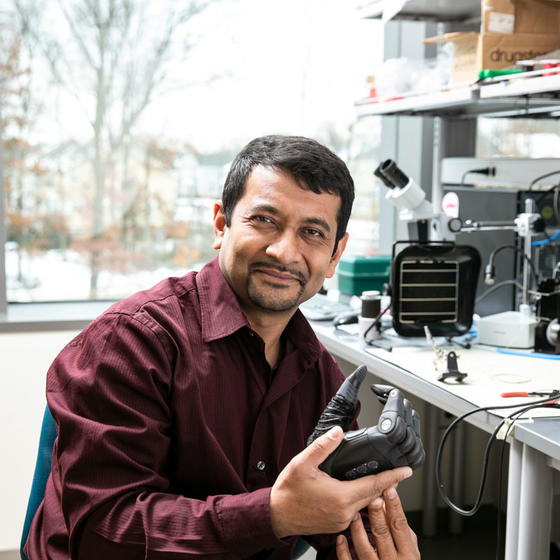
[270,426,413,539]
[335,487,420,560]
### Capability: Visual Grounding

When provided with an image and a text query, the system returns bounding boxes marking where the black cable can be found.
[533,182,560,204]
[435,395,560,517]
[438,400,560,517]
[461,167,496,186]
[362,303,391,340]
[487,244,539,285]
[445,335,471,349]
[528,170,560,190]
[475,279,523,305]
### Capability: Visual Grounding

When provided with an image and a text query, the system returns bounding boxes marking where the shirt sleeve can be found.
[47,312,284,559]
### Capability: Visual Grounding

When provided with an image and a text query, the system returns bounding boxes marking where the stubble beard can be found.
[246,275,306,312]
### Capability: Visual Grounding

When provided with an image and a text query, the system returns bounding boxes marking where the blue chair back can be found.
[20,406,57,560]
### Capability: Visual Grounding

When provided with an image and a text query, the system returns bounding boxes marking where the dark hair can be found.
[221,135,355,249]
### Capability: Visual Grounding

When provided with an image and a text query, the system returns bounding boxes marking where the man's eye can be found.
[252,215,274,224]
[304,228,324,238]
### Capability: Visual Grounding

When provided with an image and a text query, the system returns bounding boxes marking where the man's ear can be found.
[325,232,348,279]
[213,202,227,250]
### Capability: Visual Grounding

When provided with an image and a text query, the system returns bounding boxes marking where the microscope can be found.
[374,159,480,339]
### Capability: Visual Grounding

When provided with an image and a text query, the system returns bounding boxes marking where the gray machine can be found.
[443,186,518,317]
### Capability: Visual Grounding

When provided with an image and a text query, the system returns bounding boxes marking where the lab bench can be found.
[310,319,560,560]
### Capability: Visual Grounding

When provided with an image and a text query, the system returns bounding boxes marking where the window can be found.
[477,118,560,159]
[1,0,384,305]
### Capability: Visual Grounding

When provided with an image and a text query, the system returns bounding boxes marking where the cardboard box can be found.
[482,0,515,33]
[482,0,560,34]
[425,31,560,83]
[513,0,560,33]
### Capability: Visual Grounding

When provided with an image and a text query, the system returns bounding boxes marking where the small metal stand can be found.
[424,326,468,383]
[438,351,468,383]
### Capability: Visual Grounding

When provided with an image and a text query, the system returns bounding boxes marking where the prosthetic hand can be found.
[307,365,425,481]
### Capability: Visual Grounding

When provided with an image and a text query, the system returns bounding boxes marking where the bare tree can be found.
[14,0,211,297]
[0,15,48,286]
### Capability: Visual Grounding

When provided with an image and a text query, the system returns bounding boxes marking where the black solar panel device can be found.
[391,242,481,337]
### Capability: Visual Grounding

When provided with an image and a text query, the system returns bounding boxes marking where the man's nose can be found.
[265,230,301,263]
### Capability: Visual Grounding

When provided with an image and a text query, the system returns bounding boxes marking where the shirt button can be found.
[256,460,266,471]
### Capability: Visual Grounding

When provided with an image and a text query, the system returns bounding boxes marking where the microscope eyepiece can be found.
[374,164,395,188]
[379,159,409,189]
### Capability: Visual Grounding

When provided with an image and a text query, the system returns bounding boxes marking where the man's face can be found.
[214,165,348,318]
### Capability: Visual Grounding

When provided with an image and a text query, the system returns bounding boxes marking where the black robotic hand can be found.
[307,365,425,480]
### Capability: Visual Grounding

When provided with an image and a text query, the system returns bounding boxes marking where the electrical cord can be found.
[528,170,560,190]
[362,303,391,341]
[461,167,496,186]
[435,395,560,517]
[534,229,560,247]
[486,244,539,286]
[475,279,523,304]
[445,335,472,349]
[533,181,560,204]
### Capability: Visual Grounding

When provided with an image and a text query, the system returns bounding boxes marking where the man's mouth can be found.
[251,263,306,286]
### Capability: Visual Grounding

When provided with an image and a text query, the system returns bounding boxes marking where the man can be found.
[25,135,419,559]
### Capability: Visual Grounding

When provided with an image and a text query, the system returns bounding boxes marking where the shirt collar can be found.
[196,257,321,362]
[284,308,321,363]
[196,256,250,343]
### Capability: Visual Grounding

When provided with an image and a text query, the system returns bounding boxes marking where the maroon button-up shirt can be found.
[25,257,357,559]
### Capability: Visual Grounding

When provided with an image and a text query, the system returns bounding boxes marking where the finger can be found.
[335,534,352,560]
[368,497,396,558]
[412,410,421,436]
[345,466,412,509]
[302,426,344,467]
[383,487,419,556]
[403,397,412,425]
[349,513,378,560]
[406,437,425,470]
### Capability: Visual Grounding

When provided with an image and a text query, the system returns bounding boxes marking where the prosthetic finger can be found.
[306,365,367,445]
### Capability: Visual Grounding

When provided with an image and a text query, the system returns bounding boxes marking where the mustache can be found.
[250,261,307,284]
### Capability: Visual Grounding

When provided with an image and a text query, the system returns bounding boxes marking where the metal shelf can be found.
[355,74,560,118]
[478,73,560,117]
[356,88,475,117]
[357,0,479,22]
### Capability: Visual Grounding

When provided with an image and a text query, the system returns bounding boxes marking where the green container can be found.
[337,254,391,296]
